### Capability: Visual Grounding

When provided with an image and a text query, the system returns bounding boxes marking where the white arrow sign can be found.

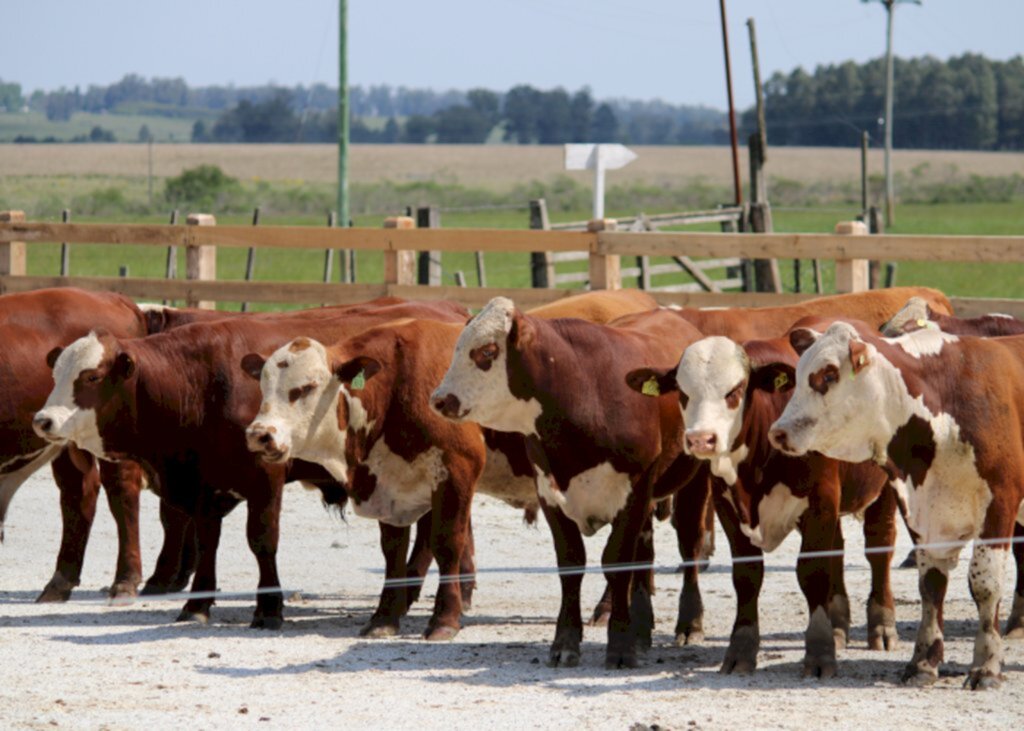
[564,143,638,219]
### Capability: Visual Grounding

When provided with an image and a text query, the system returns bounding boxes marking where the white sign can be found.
[564,143,638,219]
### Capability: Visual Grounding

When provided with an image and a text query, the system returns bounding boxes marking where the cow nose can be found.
[433,392,462,419]
[33,414,54,436]
[246,424,279,453]
[768,427,790,453]
[685,430,717,455]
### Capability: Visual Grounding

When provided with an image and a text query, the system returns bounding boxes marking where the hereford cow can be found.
[881,296,1024,338]
[0,288,151,602]
[769,321,1024,689]
[626,323,899,677]
[33,300,467,628]
[242,289,661,639]
[431,297,704,668]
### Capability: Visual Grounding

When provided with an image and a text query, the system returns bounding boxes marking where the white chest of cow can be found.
[477,445,538,510]
[738,482,809,552]
[352,442,447,527]
[536,461,631,536]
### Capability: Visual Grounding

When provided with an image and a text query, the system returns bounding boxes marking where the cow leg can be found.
[361,522,412,638]
[673,474,711,645]
[795,498,841,679]
[896,490,919,569]
[827,521,851,650]
[38,448,100,602]
[405,512,434,608]
[460,514,477,612]
[177,511,224,625]
[699,496,716,569]
[540,500,585,668]
[901,551,954,686]
[604,487,652,670]
[1003,521,1024,639]
[631,512,657,655]
[423,464,474,641]
[246,484,285,630]
[715,489,764,674]
[863,486,899,650]
[98,459,144,601]
[142,500,196,595]
[590,583,613,627]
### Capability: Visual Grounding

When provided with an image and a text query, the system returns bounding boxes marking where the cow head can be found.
[879,296,935,337]
[33,330,136,459]
[244,337,377,477]
[431,297,541,435]
[769,322,884,463]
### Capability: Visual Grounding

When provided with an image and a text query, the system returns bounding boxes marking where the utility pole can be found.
[719,0,742,207]
[865,0,921,228]
[337,0,350,229]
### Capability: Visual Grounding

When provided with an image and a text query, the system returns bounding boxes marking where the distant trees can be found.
[748,53,1024,150]
[0,79,22,112]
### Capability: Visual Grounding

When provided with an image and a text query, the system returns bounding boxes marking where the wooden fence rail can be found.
[1,213,1022,318]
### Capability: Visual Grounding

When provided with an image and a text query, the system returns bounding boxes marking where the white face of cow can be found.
[431,297,542,435]
[245,337,347,477]
[676,337,749,458]
[769,322,888,464]
[34,332,108,458]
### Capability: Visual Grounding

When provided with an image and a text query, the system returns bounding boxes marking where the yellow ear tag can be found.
[774,372,788,391]
[350,370,366,391]
[916,318,928,328]
[641,377,660,397]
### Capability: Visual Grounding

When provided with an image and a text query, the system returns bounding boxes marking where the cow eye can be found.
[86,373,102,384]
[479,343,499,360]
[823,370,838,385]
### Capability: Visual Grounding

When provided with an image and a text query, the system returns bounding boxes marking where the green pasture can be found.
[0,110,209,142]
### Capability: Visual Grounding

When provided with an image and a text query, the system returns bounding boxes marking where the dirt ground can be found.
[1,469,1022,730]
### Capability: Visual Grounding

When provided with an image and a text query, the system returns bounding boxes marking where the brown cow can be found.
[881,296,1024,338]
[627,321,899,677]
[769,321,1024,688]
[33,300,467,628]
[431,297,704,668]
[0,288,149,602]
[241,289,661,638]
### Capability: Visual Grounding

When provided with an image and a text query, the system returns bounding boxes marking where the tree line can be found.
[5,52,1023,149]
[749,53,1024,150]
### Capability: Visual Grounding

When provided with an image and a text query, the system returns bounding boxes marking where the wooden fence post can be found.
[529,199,554,288]
[383,216,416,288]
[416,206,442,286]
[834,220,869,294]
[587,218,621,290]
[186,213,217,309]
[60,209,71,276]
[0,210,27,278]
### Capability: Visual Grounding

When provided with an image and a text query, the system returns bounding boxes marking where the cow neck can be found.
[132,333,215,437]
[340,359,393,470]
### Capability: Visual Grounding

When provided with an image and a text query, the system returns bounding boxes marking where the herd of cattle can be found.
[3,284,1023,690]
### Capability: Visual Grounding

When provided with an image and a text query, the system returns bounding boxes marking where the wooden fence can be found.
[1,210,1022,318]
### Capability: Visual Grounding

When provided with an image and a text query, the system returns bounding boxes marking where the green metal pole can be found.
[337,0,349,229]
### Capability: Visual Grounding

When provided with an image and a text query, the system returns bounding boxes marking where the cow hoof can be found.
[802,654,838,679]
[898,550,917,570]
[250,615,283,630]
[604,649,639,670]
[175,609,210,625]
[424,625,460,642]
[868,624,900,651]
[547,648,580,668]
[36,574,76,603]
[108,581,139,604]
[720,626,759,674]
[359,620,399,638]
[589,608,612,628]
[900,665,938,687]
[965,670,1002,691]
[832,628,848,651]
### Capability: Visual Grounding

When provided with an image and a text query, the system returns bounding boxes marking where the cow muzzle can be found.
[684,429,719,457]
[32,409,67,443]
[245,423,290,463]
[432,391,467,421]
[768,426,801,456]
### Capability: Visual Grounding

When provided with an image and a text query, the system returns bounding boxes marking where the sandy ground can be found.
[1,470,1023,730]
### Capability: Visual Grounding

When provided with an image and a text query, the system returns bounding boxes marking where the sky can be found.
[5,1,1023,111]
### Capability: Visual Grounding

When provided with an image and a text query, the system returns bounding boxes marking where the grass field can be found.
[1,144,1022,306]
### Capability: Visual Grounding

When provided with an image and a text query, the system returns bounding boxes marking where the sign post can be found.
[564,144,637,220]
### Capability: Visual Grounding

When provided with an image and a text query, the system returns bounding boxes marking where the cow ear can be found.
[789,327,819,356]
[750,363,796,393]
[509,309,534,349]
[625,366,678,397]
[334,356,382,390]
[143,308,168,334]
[849,338,870,374]
[111,352,136,381]
[240,353,266,381]
[46,346,63,370]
